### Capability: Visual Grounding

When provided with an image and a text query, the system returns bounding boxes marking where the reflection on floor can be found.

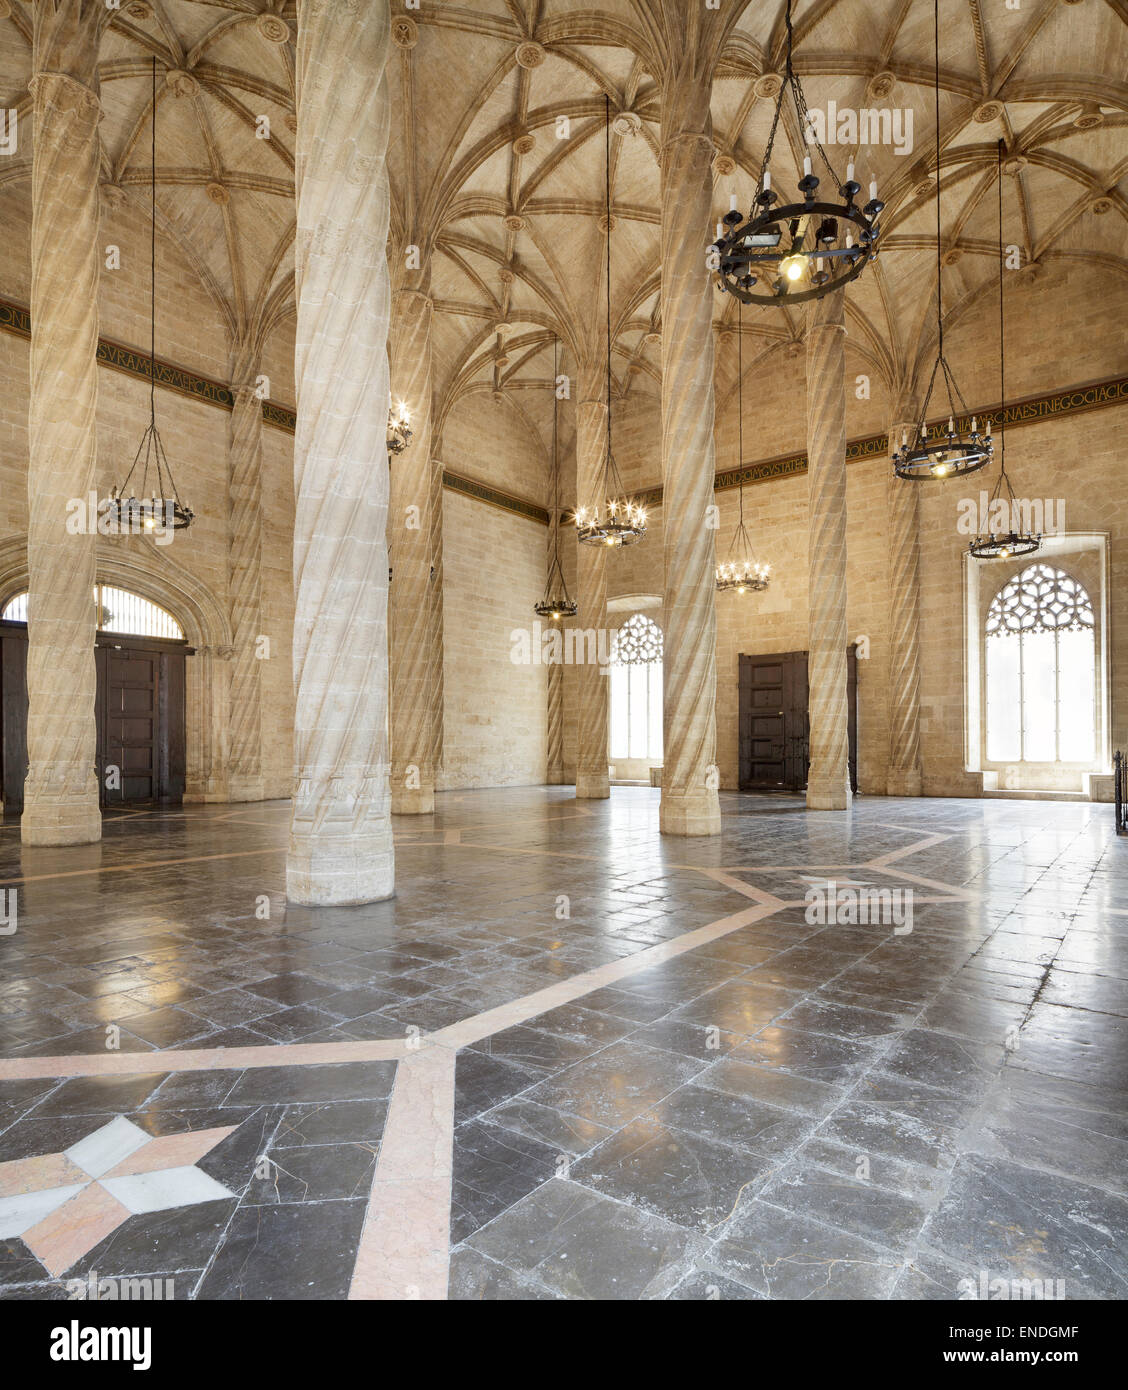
[1,787,1126,1299]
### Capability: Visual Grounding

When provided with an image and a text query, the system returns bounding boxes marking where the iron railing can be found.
[1115,750,1127,836]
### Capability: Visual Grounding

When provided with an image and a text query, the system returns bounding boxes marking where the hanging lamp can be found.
[536,336,578,618]
[892,0,992,481]
[716,306,770,593]
[710,0,882,306]
[108,57,194,532]
[387,398,413,456]
[969,141,1040,561]
[575,95,646,548]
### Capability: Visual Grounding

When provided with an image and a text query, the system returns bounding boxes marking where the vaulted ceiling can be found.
[0,0,1124,460]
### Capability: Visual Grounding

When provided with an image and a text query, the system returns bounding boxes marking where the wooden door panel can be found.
[739,649,855,794]
[105,651,158,805]
[1,626,190,812]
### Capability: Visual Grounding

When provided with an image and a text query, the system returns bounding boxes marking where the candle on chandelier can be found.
[846,161,855,185]
[803,155,812,176]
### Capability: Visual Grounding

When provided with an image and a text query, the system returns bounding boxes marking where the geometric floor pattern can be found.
[1,787,1126,1299]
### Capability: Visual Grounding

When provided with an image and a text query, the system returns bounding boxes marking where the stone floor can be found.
[0,787,1125,1300]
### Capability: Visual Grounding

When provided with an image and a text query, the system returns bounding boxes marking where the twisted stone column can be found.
[287,0,394,905]
[546,511,566,784]
[574,371,609,800]
[805,288,852,810]
[887,410,923,796]
[226,384,264,802]
[658,89,721,836]
[389,286,436,814]
[22,1,104,847]
[428,454,444,783]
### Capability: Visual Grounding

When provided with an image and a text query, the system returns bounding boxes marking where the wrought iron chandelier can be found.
[575,95,646,548]
[536,337,578,619]
[387,399,413,456]
[710,0,882,307]
[892,0,993,481]
[969,141,1040,561]
[108,58,193,532]
[717,306,770,594]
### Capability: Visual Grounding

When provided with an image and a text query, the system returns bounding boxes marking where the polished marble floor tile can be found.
[1,788,1125,1299]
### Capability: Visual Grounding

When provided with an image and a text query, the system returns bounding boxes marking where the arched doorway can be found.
[0,536,234,807]
[1,583,194,809]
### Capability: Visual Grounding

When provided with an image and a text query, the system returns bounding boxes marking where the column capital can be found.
[28,71,101,120]
[658,129,714,175]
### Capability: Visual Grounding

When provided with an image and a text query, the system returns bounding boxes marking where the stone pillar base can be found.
[546,770,566,785]
[576,769,609,800]
[806,775,852,811]
[391,786,435,815]
[227,773,265,804]
[660,788,721,836]
[287,834,394,906]
[885,768,922,797]
[21,801,102,847]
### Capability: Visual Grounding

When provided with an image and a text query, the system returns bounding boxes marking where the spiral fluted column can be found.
[658,84,721,836]
[226,383,265,802]
[22,1,104,847]
[574,370,609,801]
[427,454,444,783]
[287,0,394,905]
[805,288,852,811]
[887,410,923,796]
[389,286,436,814]
[546,513,566,784]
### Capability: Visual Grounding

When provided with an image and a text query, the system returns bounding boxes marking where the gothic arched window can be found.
[985,563,1095,764]
[610,613,663,761]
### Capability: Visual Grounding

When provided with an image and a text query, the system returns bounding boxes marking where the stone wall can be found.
[439,489,548,790]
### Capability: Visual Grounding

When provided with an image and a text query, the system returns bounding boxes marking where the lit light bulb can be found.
[781,253,805,281]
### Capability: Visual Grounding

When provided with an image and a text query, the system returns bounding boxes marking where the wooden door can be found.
[0,623,28,812]
[102,648,160,804]
[738,651,808,790]
[1,623,191,812]
[738,648,858,794]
